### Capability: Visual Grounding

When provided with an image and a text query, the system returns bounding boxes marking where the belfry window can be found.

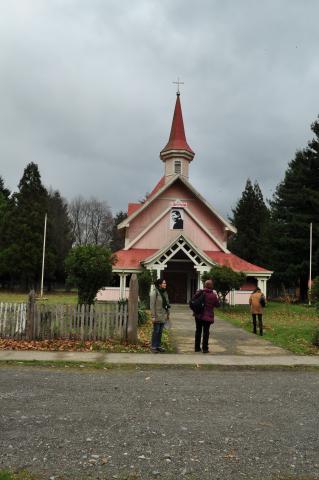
[174,160,182,174]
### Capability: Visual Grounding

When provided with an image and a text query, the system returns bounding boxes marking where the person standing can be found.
[150,278,170,353]
[194,279,220,353]
[249,287,266,336]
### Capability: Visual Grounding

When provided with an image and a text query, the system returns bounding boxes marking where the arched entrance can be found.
[163,250,197,304]
[143,235,214,304]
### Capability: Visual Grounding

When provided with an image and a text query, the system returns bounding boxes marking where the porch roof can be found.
[113,248,157,270]
[113,247,272,274]
[204,251,272,273]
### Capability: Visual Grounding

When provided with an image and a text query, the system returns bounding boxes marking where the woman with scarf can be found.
[150,278,170,353]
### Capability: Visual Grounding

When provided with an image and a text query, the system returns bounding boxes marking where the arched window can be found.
[174,160,182,174]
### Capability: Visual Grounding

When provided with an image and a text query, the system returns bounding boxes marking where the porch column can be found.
[257,277,267,297]
[195,267,209,289]
[147,265,166,292]
[119,273,128,299]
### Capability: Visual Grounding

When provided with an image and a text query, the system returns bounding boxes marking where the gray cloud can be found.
[1,0,319,217]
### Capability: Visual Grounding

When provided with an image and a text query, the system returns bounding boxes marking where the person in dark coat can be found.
[194,279,220,353]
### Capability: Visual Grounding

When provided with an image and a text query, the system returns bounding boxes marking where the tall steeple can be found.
[160,92,195,182]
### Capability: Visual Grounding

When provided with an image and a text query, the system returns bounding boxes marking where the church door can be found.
[164,272,188,304]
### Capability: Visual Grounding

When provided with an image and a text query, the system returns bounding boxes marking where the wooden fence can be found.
[0,301,128,341]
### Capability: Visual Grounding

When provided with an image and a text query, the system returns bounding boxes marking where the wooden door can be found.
[164,272,188,304]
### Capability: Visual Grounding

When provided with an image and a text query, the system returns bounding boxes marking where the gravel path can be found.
[1,365,319,479]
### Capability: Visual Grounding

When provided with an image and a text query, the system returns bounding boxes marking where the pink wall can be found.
[96,288,129,301]
[127,180,226,251]
[133,210,220,251]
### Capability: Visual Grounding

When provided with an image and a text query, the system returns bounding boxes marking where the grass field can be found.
[0,291,78,304]
[218,301,319,355]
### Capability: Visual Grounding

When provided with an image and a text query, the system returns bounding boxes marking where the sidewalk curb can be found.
[1,351,319,367]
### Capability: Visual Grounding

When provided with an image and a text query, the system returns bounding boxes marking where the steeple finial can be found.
[173,77,184,95]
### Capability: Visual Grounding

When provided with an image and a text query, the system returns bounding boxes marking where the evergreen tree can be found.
[110,210,127,252]
[270,118,319,300]
[47,189,73,285]
[0,177,11,287]
[228,179,270,267]
[1,163,49,289]
[0,176,10,200]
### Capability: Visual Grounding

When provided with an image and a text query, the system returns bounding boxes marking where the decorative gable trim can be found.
[142,234,215,269]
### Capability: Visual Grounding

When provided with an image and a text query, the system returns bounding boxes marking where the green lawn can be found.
[0,291,78,304]
[218,301,319,355]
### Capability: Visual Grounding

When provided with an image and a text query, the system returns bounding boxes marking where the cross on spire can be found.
[173,77,184,95]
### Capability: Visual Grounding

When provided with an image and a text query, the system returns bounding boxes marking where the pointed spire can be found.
[160,93,194,159]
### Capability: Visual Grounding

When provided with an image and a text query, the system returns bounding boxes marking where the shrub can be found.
[202,265,245,307]
[138,301,148,325]
[65,245,114,305]
[137,269,156,308]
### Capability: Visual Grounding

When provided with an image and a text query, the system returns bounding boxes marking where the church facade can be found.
[98,93,272,304]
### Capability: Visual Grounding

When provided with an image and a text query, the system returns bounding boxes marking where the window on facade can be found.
[174,160,182,174]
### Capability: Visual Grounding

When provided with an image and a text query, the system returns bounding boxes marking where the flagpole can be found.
[308,222,313,305]
[40,213,47,298]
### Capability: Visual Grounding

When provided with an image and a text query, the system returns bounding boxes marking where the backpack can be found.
[189,290,205,315]
[259,295,266,307]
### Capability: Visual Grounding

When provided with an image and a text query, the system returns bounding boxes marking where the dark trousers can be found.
[252,314,263,336]
[195,319,211,352]
[151,322,164,349]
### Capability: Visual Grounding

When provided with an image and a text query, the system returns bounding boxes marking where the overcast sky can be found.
[1,0,319,218]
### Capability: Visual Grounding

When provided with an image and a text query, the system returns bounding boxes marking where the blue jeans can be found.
[151,322,164,349]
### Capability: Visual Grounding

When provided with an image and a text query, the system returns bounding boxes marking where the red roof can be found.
[160,94,194,155]
[148,176,165,198]
[113,249,157,269]
[204,251,271,273]
[127,203,141,216]
[113,248,271,273]
[126,177,165,219]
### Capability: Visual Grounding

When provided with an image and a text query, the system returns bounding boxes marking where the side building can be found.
[98,93,272,304]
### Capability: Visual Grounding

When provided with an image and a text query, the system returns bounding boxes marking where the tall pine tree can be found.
[1,163,49,289]
[270,118,319,300]
[47,189,73,286]
[0,177,11,287]
[228,179,270,267]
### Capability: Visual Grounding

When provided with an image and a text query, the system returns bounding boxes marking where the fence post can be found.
[127,274,138,343]
[26,290,36,340]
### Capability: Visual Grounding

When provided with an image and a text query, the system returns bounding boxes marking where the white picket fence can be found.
[0,302,128,341]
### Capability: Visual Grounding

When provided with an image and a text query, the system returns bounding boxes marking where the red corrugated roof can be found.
[113,248,271,273]
[204,251,271,273]
[160,94,194,155]
[113,249,157,269]
[127,203,141,216]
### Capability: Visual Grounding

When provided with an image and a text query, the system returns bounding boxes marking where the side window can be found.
[174,160,182,174]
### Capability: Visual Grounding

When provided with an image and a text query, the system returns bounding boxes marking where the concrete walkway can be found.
[169,304,289,355]
[0,350,319,366]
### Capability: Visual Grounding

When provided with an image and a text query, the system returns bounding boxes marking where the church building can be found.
[98,92,272,304]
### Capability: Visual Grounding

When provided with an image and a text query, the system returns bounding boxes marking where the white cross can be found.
[173,77,184,94]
